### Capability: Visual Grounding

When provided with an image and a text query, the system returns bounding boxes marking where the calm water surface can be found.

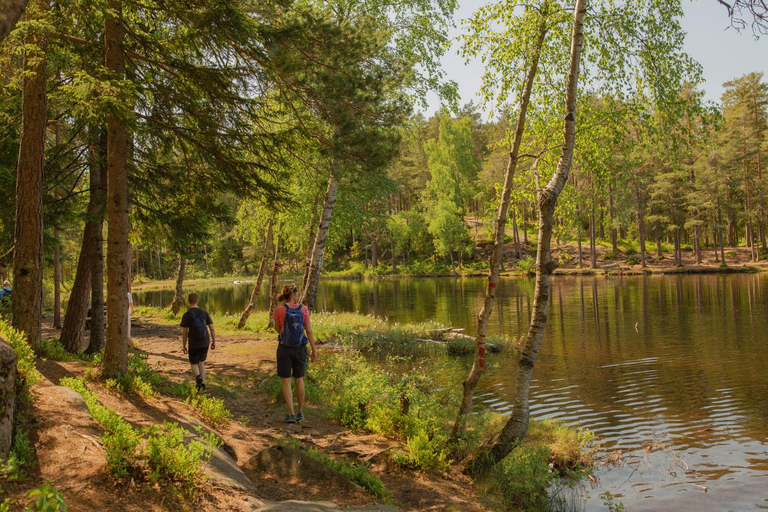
[135,275,768,511]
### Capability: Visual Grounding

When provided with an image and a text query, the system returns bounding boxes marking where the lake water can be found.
[134,275,768,511]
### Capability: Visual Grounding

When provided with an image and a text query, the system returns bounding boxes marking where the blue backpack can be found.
[279,304,307,347]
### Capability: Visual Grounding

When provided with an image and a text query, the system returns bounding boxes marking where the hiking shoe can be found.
[283,414,296,424]
[195,376,204,391]
[296,412,304,422]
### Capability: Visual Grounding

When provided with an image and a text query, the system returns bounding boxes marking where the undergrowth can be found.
[0,320,40,479]
[477,419,596,512]
[60,377,220,496]
[314,352,455,471]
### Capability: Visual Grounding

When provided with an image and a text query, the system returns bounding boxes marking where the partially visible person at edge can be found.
[0,280,11,308]
[181,293,216,391]
[127,285,136,349]
[273,284,317,424]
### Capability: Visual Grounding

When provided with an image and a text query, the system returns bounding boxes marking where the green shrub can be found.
[40,339,72,361]
[104,352,163,397]
[603,250,619,261]
[145,422,221,496]
[168,381,232,426]
[314,353,453,471]
[2,419,34,479]
[0,320,41,394]
[725,250,738,258]
[445,337,474,355]
[489,445,559,510]
[625,256,640,265]
[515,256,535,274]
[393,430,450,472]
[339,323,443,353]
[26,482,67,512]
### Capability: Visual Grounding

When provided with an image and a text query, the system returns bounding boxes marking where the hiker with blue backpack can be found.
[181,293,217,391]
[273,284,317,424]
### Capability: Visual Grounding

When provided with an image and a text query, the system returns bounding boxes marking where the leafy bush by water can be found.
[314,352,452,471]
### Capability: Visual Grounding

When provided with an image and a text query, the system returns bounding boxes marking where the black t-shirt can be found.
[180,307,213,349]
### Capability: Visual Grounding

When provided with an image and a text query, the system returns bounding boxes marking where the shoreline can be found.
[131,264,767,292]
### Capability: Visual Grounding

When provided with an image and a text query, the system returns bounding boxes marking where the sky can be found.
[422,1,768,116]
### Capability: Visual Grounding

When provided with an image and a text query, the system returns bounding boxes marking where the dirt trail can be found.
[6,319,485,511]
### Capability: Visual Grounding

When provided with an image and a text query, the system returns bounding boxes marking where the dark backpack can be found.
[190,312,209,341]
[279,304,306,347]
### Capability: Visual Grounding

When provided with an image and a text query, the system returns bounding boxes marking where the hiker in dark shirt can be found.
[273,284,317,424]
[180,293,216,391]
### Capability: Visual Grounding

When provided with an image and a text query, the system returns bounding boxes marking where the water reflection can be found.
[134,274,768,511]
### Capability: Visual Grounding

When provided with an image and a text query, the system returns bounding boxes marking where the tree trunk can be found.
[301,195,321,290]
[237,217,273,329]
[59,219,95,353]
[637,189,646,267]
[609,181,617,253]
[598,209,605,239]
[371,238,378,268]
[301,176,338,310]
[589,204,597,268]
[267,225,284,329]
[12,0,47,352]
[53,227,61,329]
[170,255,185,315]
[577,228,583,267]
[694,225,702,264]
[522,205,528,245]
[718,198,727,266]
[102,1,130,379]
[450,6,548,443]
[474,0,586,469]
[511,208,521,259]
[0,0,30,44]
[87,130,107,355]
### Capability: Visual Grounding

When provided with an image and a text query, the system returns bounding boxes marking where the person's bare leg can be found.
[198,362,206,383]
[281,378,294,415]
[295,377,305,414]
[191,363,200,380]
[127,319,135,348]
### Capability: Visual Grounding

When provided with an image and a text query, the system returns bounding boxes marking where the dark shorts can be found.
[276,344,308,379]
[188,346,209,364]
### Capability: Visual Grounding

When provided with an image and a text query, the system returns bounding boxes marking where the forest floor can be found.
[4,318,486,512]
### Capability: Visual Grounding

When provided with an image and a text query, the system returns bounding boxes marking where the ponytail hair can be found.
[278,284,299,303]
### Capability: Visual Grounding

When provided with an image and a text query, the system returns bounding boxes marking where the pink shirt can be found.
[273,303,310,332]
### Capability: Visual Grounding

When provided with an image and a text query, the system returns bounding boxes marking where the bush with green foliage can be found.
[0,483,68,512]
[478,418,596,510]
[145,421,221,495]
[625,256,640,265]
[515,256,535,274]
[169,381,233,426]
[314,352,452,471]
